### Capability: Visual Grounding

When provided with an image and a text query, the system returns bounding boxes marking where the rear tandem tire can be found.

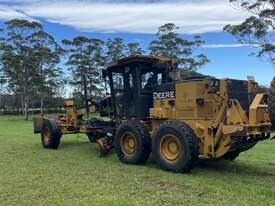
[268,77,275,129]
[152,121,198,173]
[114,120,151,165]
[41,119,62,149]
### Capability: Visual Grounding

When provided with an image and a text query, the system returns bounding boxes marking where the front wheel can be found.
[152,121,198,173]
[41,119,62,149]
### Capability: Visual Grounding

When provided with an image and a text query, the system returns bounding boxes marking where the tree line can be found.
[0,19,209,120]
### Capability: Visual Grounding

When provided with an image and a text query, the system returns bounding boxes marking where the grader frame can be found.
[34,55,274,173]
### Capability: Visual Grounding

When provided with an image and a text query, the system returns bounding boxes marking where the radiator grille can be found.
[227,80,249,111]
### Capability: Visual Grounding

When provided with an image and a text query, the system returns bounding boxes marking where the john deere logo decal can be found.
[153,91,175,100]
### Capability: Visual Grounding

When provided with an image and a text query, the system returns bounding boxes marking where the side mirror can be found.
[102,70,107,79]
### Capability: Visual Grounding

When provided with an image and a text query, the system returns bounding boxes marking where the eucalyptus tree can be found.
[0,73,7,109]
[0,19,63,119]
[224,0,275,65]
[149,23,209,71]
[0,29,6,108]
[126,42,145,56]
[105,37,127,64]
[62,36,105,100]
[31,30,64,115]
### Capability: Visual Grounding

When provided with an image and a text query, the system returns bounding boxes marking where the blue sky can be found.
[0,0,274,85]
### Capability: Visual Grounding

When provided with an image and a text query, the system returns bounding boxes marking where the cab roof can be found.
[106,55,177,71]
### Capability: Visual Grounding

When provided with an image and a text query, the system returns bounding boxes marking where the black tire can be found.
[152,120,198,173]
[114,120,151,164]
[222,151,239,161]
[41,119,62,149]
[268,77,275,129]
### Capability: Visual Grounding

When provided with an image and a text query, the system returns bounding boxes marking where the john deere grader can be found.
[34,56,275,173]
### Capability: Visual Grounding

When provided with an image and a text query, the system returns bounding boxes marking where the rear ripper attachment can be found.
[34,55,275,173]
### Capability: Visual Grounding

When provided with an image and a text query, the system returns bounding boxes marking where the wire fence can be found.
[0,108,65,115]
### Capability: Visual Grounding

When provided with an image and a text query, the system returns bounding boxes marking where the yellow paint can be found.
[150,79,271,159]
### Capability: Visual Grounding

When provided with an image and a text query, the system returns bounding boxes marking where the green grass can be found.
[0,116,275,206]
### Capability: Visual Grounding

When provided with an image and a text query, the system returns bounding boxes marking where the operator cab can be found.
[102,56,179,119]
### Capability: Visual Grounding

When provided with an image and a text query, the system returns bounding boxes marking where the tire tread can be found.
[114,119,151,164]
[152,120,198,173]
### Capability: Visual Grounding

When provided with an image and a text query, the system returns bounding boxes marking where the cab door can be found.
[109,69,137,118]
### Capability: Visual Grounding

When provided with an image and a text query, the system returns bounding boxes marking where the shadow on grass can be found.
[44,138,275,179]
[59,141,89,148]
[194,159,275,177]
[58,140,118,159]
[144,157,275,178]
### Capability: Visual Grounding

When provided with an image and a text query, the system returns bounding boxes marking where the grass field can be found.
[1,116,275,206]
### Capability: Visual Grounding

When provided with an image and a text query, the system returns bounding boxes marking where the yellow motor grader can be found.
[34,56,274,172]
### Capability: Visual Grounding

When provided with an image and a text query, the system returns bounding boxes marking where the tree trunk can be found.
[16,95,20,115]
[21,95,25,115]
[40,96,44,116]
[0,83,2,109]
[24,98,29,120]
[31,101,34,116]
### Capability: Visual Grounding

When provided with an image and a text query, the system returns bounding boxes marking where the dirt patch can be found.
[255,171,274,177]
[141,176,205,196]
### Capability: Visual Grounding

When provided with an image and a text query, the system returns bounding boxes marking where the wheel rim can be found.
[121,132,137,155]
[160,134,181,162]
[42,127,51,144]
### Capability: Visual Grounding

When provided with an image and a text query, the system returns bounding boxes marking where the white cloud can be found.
[0,6,34,21]
[203,43,260,48]
[0,0,250,34]
[203,44,250,48]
